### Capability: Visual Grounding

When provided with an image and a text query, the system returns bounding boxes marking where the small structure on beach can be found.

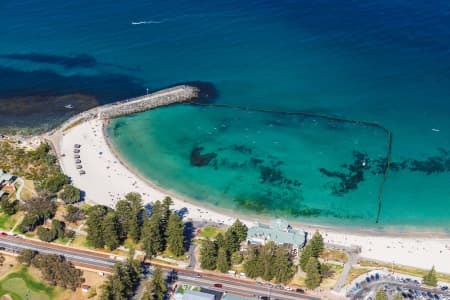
[81,284,91,292]
[247,219,306,256]
[0,169,13,186]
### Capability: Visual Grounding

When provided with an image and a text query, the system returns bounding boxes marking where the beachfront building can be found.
[0,169,13,187]
[180,290,215,300]
[247,219,306,256]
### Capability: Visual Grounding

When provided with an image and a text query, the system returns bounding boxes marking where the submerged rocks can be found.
[190,146,217,167]
[320,151,369,196]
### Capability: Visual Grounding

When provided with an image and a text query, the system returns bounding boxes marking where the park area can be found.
[0,266,53,300]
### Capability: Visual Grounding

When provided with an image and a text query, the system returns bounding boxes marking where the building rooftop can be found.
[222,295,253,300]
[247,219,306,248]
[0,169,13,184]
[182,290,215,300]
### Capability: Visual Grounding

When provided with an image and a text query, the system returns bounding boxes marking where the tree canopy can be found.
[200,240,218,270]
[305,257,321,289]
[30,253,84,290]
[146,266,167,300]
[242,242,295,284]
[423,266,438,287]
[59,184,80,204]
[166,213,185,256]
[99,258,142,300]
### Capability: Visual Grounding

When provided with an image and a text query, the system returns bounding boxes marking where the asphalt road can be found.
[0,236,116,269]
[1,235,321,300]
[172,271,320,300]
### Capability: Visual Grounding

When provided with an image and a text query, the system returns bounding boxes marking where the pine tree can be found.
[160,197,173,235]
[200,240,218,270]
[375,288,388,300]
[305,257,321,289]
[141,215,164,257]
[231,251,243,265]
[261,242,276,281]
[126,192,143,242]
[224,230,240,253]
[300,244,312,271]
[141,281,155,300]
[166,213,185,256]
[152,267,167,300]
[115,199,132,238]
[229,219,248,242]
[273,246,295,283]
[310,231,324,258]
[86,205,109,248]
[423,266,438,286]
[215,233,226,249]
[217,247,230,273]
[102,212,120,250]
[243,246,261,278]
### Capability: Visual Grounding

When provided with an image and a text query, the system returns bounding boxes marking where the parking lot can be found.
[348,271,449,300]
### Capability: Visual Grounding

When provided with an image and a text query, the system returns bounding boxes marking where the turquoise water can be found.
[1,0,450,227]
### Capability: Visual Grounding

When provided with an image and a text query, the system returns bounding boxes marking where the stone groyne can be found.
[98,85,198,119]
[57,85,198,132]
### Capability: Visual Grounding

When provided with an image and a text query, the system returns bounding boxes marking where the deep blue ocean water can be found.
[1,0,450,228]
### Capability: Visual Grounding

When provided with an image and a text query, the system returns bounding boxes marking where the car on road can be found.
[195,273,202,278]
[441,286,449,291]
[284,286,292,291]
[213,283,223,288]
[296,288,305,293]
[0,232,7,236]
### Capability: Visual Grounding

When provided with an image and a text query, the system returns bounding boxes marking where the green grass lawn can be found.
[0,267,54,300]
[53,236,70,245]
[321,248,348,263]
[0,212,19,231]
[160,248,189,262]
[197,226,224,239]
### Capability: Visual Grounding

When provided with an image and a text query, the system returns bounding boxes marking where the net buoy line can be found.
[188,101,393,224]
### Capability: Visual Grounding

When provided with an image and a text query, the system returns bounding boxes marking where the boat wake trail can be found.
[131,20,165,25]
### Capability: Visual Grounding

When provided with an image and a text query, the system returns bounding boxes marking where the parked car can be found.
[296,288,305,293]
[214,283,223,288]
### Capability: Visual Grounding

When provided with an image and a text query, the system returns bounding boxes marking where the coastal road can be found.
[175,272,318,300]
[0,235,117,271]
[0,234,320,299]
[148,263,320,300]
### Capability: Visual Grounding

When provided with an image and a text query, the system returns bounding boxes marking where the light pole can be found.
[146,88,149,95]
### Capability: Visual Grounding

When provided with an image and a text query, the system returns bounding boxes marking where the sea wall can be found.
[56,85,198,133]
[98,85,198,119]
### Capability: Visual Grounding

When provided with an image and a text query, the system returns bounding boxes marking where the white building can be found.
[247,219,307,256]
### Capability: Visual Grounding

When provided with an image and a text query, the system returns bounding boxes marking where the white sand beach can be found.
[55,119,450,274]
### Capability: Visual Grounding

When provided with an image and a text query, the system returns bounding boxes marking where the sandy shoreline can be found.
[50,117,450,274]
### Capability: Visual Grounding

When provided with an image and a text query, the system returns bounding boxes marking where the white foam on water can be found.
[131,20,164,25]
